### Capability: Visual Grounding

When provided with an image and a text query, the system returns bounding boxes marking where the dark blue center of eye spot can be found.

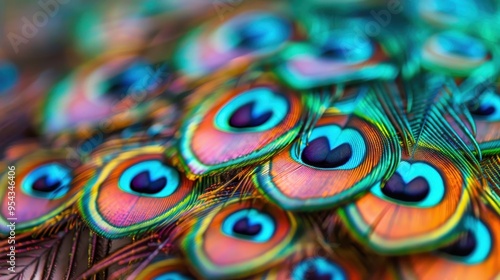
[130,171,167,194]
[233,17,287,50]
[437,33,486,59]
[236,24,269,49]
[439,230,476,257]
[469,103,496,117]
[232,216,262,237]
[228,101,273,128]
[304,266,334,280]
[301,137,352,168]
[381,173,430,202]
[320,41,355,60]
[32,175,62,192]
[105,60,152,99]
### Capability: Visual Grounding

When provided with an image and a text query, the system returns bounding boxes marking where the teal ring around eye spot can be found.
[291,257,346,280]
[21,163,72,199]
[291,125,366,170]
[434,31,487,60]
[212,12,291,52]
[474,91,500,121]
[370,161,445,207]
[440,216,492,264]
[221,208,275,242]
[119,160,180,198]
[214,87,289,133]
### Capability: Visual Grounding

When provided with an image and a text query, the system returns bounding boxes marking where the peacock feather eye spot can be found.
[295,125,365,170]
[292,257,346,280]
[153,272,194,280]
[229,13,291,51]
[370,161,445,207]
[436,32,486,59]
[469,103,496,117]
[228,101,273,128]
[319,35,374,64]
[439,230,476,257]
[232,216,262,237]
[301,137,352,168]
[104,59,152,99]
[119,160,180,197]
[436,216,492,264]
[467,91,500,121]
[215,87,289,132]
[129,171,167,195]
[235,22,270,49]
[32,175,62,192]
[381,173,430,202]
[221,208,275,242]
[22,163,73,199]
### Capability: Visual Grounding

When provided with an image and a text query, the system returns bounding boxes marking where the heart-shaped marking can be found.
[32,175,62,192]
[295,125,365,170]
[304,267,334,280]
[370,161,445,207]
[381,173,430,202]
[221,208,275,242]
[229,101,273,128]
[232,216,262,237]
[130,171,167,194]
[119,160,180,198]
[215,87,289,132]
[436,216,492,264]
[439,230,476,257]
[301,137,352,168]
[22,163,72,199]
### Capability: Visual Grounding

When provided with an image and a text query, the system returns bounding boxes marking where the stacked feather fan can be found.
[1,0,500,279]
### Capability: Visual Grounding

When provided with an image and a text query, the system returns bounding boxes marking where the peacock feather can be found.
[0,0,499,279]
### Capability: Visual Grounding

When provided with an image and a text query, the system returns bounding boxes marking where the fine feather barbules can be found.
[395,202,500,279]
[176,72,322,179]
[254,85,401,211]
[78,145,201,239]
[0,144,83,236]
[180,195,303,279]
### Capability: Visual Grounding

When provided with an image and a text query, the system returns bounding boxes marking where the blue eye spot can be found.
[0,61,19,94]
[103,59,153,99]
[319,32,374,64]
[437,216,492,264]
[221,208,275,242]
[222,13,291,51]
[21,163,72,199]
[153,272,194,280]
[371,161,445,207]
[469,91,500,121]
[435,31,486,60]
[215,87,289,132]
[294,125,366,170]
[291,257,346,280]
[119,160,180,197]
